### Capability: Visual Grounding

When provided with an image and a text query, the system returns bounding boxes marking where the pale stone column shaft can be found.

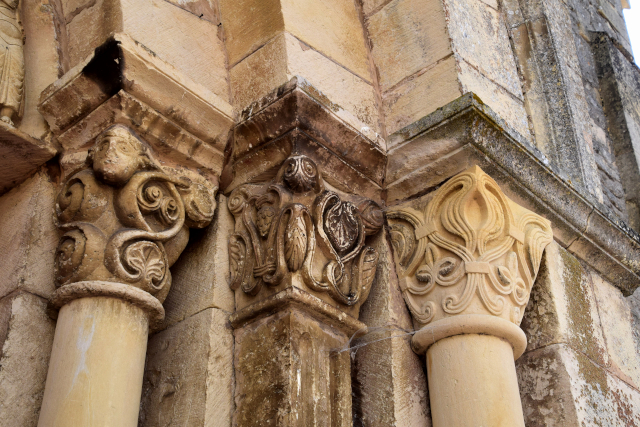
[412,314,528,427]
[388,166,554,427]
[37,297,149,427]
[425,333,525,427]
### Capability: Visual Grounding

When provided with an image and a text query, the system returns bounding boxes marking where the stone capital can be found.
[227,154,384,325]
[52,125,215,324]
[388,165,553,356]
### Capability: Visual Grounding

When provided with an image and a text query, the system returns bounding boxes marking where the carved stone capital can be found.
[388,166,553,353]
[227,154,383,321]
[53,125,215,316]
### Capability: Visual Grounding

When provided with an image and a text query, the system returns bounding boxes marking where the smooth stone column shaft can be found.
[426,333,525,427]
[37,297,149,427]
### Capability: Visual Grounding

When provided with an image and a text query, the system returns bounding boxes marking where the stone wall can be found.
[0,0,640,426]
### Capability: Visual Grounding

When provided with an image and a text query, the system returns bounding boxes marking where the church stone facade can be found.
[1,0,640,425]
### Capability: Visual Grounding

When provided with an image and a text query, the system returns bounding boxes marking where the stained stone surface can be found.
[140,308,234,427]
[0,168,58,300]
[0,292,55,427]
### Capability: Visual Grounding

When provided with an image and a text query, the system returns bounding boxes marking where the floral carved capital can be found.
[388,166,553,329]
[227,155,383,308]
[54,125,215,304]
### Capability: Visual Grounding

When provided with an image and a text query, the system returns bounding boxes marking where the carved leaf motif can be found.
[360,247,378,291]
[229,234,246,290]
[285,213,307,272]
[325,201,359,255]
[123,241,166,289]
[389,223,416,267]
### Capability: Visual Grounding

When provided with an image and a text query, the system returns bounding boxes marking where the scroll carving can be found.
[388,166,553,328]
[54,125,215,302]
[0,0,23,125]
[228,155,383,306]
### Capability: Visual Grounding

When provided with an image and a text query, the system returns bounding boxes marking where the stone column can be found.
[37,125,215,427]
[388,165,553,427]
[226,154,384,426]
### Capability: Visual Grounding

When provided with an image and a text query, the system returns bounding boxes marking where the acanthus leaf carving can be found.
[54,125,215,303]
[388,166,553,328]
[227,155,383,307]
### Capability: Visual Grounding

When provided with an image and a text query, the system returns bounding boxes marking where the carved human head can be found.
[90,125,154,185]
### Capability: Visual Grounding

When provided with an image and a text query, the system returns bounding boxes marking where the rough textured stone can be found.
[382,56,461,135]
[233,308,352,427]
[230,33,380,135]
[365,0,451,91]
[0,292,55,427]
[161,195,235,329]
[20,0,62,139]
[63,0,229,99]
[590,268,640,390]
[220,0,369,79]
[352,237,430,427]
[0,169,58,300]
[592,33,640,230]
[140,308,234,427]
[521,242,609,366]
[445,0,522,98]
[518,344,640,426]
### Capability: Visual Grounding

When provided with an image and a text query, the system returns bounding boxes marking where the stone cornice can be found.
[386,93,640,296]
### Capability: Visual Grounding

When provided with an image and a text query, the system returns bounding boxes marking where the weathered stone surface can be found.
[521,242,609,365]
[20,0,62,139]
[457,60,530,140]
[162,0,220,24]
[230,33,380,136]
[62,0,229,99]
[385,94,640,295]
[517,344,640,426]
[352,236,430,427]
[365,0,451,91]
[445,0,522,99]
[234,308,351,427]
[0,292,55,427]
[0,123,56,196]
[224,78,384,201]
[220,0,369,79]
[38,296,150,427]
[382,56,461,135]
[590,267,640,389]
[161,195,235,329]
[0,168,58,300]
[592,33,640,231]
[140,308,234,427]
[39,34,233,155]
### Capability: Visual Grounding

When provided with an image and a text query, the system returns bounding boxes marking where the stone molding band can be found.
[411,314,528,359]
[229,286,367,336]
[51,280,165,326]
